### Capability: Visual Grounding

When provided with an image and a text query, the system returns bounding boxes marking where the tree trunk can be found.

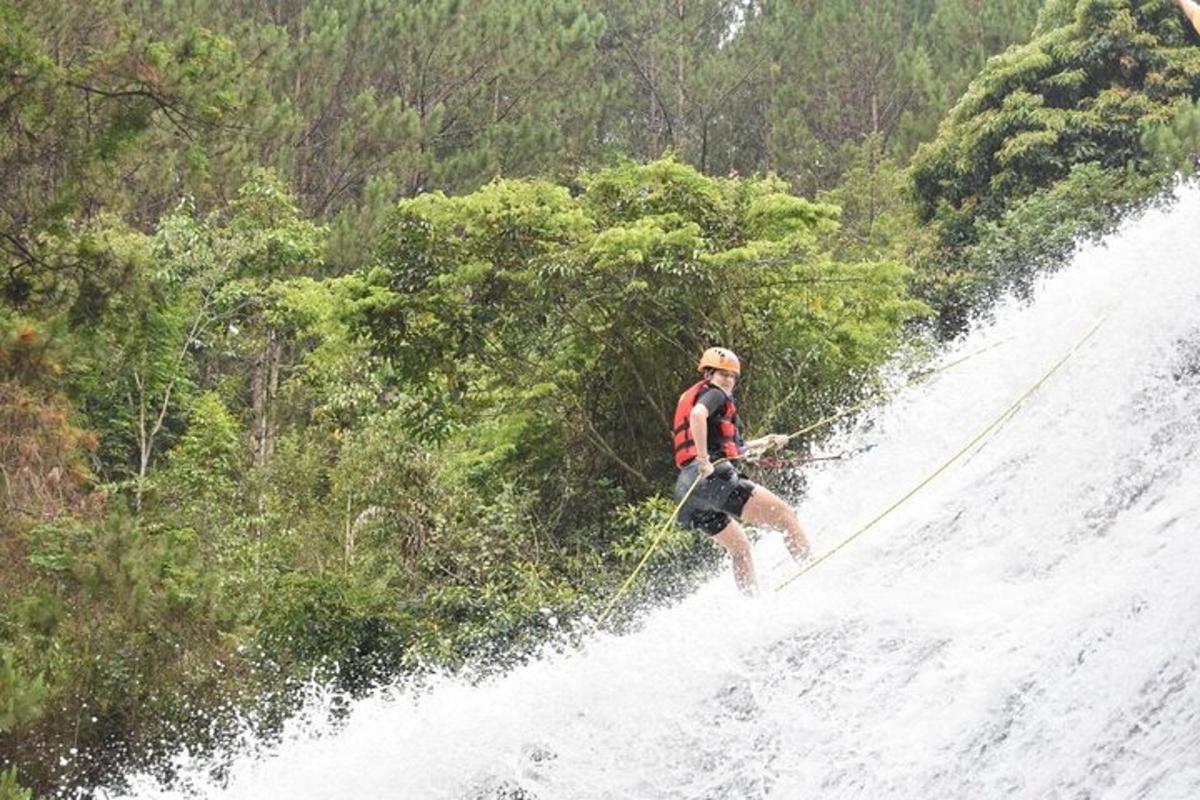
[344,494,354,569]
[251,327,280,468]
[649,48,659,157]
[675,0,686,152]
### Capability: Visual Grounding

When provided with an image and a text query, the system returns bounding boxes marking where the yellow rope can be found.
[594,459,716,626]
[777,337,1013,445]
[594,337,1010,626]
[774,312,1110,592]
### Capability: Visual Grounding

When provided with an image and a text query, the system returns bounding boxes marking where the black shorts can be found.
[673,461,758,536]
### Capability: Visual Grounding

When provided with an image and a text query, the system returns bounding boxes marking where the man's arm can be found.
[689,403,713,476]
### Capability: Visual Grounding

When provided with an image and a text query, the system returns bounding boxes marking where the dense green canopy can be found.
[908,0,1200,326]
[3,1,1197,795]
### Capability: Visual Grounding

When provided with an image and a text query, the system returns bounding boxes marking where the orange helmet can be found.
[697,346,741,375]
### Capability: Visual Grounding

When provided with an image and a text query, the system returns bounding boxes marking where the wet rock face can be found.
[468,777,540,800]
[463,742,558,800]
[1172,327,1200,382]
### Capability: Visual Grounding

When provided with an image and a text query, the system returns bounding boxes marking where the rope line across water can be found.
[775,311,1110,592]
[595,337,1014,626]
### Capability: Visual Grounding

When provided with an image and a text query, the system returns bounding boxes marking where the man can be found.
[672,346,811,594]
[1179,0,1200,35]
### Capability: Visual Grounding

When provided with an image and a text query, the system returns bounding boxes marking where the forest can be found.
[3,0,1200,795]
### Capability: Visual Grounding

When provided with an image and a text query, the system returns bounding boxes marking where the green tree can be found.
[0,2,243,305]
[0,647,47,736]
[0,319,99,522]
[1143,96,1200,173]
[156,391,242,536]
[366,157,925,545]
[52,219,203,508]
[908,0,1200,327]
[911,0,1200,244]
[757,0,1043,192]
[593,0,772,173]
[215,169,329,468]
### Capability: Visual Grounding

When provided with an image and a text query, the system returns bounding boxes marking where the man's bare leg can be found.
[712,520,758,595]
[741,487,811,561]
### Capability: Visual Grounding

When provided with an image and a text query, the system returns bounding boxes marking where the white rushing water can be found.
[114,184,1200,800]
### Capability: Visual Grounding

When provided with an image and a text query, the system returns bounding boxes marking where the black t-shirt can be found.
[695,385,744,459]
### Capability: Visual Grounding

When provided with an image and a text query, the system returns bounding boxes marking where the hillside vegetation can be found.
[3,1,1198,794]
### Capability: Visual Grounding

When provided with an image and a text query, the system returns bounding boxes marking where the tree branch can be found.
[580,410,652,490]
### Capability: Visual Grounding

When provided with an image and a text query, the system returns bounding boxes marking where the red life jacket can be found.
[672,380,740,468]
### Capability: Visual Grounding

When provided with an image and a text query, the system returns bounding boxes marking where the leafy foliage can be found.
[0,156,925,792]
[908,0,1200,329]
[368,159,923,508]
[912,0,1200,237]
[0,321,100,520]
[1143,96,1200,173]
[3,2,1157,796]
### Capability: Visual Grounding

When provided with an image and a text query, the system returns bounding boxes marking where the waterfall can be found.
[112,184,1200,800]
